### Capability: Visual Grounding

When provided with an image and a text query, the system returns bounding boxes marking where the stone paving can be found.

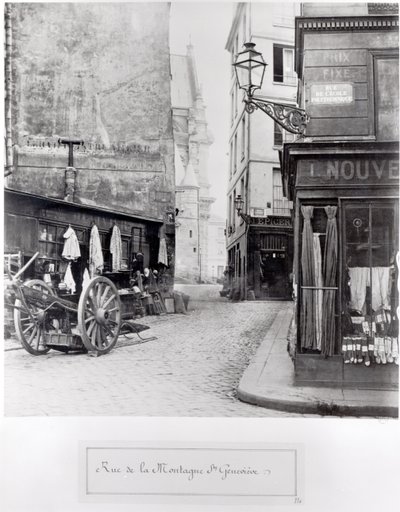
[4,285,305,417]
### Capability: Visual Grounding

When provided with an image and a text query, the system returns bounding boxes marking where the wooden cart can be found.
[5,253,122,355]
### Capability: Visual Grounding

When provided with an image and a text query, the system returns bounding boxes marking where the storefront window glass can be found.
[343,201,398,366]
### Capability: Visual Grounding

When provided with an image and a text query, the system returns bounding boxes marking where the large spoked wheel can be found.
[14,279,54,355]
[77,276,121,354]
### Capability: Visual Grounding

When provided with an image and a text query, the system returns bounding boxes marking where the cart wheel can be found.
[77,276,121,354]
[14,279,54,355]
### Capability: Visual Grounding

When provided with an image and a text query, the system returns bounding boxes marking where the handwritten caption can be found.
[96,460,271,482]
[83,446,300,501]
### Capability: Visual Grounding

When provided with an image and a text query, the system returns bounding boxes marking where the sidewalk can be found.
[238,302,399,418]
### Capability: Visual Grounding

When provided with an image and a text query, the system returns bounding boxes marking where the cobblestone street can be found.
[4,285,301,417]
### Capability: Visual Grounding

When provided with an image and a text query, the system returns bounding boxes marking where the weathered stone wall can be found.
[8,2,175,221]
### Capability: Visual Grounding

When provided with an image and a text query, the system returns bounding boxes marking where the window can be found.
[121,239,129,270]
[229,141,233,177]
[234,83,238,117]
[233,133,237,173]
[38,222,85,274]
[131,227,142,255]
[241,117,246,159]
[240,177,245,212]
[189,230,192,238]
[231,34,239,77]
[273,45,296,85]
[273,169,291,216]
[374,54,399,141]
[343,200,398,361]
[233,188,237,230]
[193,247,197,253]
[99,230,129,271]
[274,122,283,147]
[228,195,232,231]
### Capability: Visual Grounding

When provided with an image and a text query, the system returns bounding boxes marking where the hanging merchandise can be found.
[82,268,90,290]
[62,226,81,261]
[385,336,393,363]
[63,262,76,294]
[371,267,391,311]
[110,224,122,272]
[158,238,168,266]
[392,337,399,365]
[321,205,338,357]
[89,224,104,278]
[348,267,369,313]
[313,233,323,350]
[300,206,317,350]
[362,336,370,366]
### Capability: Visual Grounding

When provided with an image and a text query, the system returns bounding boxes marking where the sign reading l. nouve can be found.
[297,158,399,186]
[310,83,354,104]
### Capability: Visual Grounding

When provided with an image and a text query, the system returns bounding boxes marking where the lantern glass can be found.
[234,194,244,212]
[233,42,267,96]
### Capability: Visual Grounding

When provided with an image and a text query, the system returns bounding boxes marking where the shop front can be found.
[4,189,173,320]
[282,141,399,389]
[247,217,293,300]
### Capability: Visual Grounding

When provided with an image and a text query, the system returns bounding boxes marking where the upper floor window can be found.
[233,133,238,174]
[229,140,233,177]
[273,169,291,216]
[273,45,296,85]
[233,188,237,229]
[374,54,399,142]
[241,117,246,159]
[274,122,283,147]
[232,34,239,77]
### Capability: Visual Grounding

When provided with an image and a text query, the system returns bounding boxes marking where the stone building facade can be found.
[171,44,214,282]
[225,2,300,300]
[207,215,227,283]
[4,3,175,290]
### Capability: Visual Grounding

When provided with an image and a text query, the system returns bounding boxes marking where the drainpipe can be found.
[4,3,13,178]
[197,187,201,282]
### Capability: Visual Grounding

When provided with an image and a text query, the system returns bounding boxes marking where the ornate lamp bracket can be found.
[244,96,310,135]
[239,212,252,224]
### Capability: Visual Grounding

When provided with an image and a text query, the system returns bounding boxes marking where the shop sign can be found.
[250,216,292,227]
[297,158,399,186]
[310,83,353,105]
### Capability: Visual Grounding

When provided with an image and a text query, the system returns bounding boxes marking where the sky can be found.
[169,1,234,219]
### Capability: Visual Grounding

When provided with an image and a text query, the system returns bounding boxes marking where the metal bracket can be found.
[238,212,252,224]
[244,96,310,135]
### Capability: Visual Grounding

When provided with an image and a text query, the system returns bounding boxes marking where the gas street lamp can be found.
[234,194,251,224]
[234,194,244,213]
[233,42,309,135]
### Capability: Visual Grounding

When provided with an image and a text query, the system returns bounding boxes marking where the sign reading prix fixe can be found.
[310,83,354,105]
[297,158,399,186]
